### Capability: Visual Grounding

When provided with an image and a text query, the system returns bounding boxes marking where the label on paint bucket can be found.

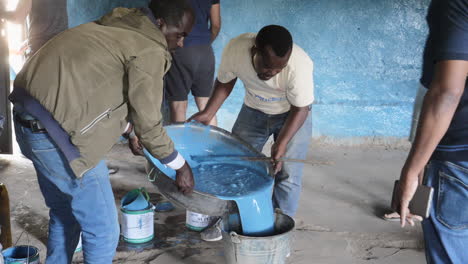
[186,210,214,231]
[120,206,155,244]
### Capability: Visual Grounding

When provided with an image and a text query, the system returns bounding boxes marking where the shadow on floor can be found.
[12,204,48,245]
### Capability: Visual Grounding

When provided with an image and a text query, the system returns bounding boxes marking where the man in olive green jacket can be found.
[9,0,195,262]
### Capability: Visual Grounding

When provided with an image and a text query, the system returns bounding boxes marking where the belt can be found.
[14,114,47,133]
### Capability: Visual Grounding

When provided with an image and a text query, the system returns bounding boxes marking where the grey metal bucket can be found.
[222,212,295,264]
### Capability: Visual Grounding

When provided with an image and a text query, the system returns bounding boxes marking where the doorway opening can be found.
[0,0,27,155]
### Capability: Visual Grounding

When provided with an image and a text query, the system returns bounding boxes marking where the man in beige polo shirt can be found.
[191,25,314,218]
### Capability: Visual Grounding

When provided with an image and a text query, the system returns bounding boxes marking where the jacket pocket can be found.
[436,163,468,230]
[80,108,112,135]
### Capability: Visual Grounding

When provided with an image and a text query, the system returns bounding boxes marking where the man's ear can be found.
[155,18,165,29]
[251,45,258,55]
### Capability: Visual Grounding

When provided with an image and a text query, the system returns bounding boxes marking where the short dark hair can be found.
[149,0,193,27]
[255,25,293,57]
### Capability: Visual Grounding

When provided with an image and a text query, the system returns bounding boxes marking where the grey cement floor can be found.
[0,141,426,263]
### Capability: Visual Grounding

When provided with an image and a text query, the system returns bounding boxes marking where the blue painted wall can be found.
[67,0,149,28]
[68,0,431,139]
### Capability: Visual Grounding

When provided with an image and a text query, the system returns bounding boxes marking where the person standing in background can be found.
[397,0,468,263]
[0,0,68,58]
[1,0,124,174]
[164,0,221,125]
[129,0,220,214]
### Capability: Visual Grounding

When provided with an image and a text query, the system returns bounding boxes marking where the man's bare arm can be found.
[399,60,468,227]
[271,105,309,173]
[188,78,236,124]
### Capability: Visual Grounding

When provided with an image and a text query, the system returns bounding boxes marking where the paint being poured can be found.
[147,155,276,236]
[191,163,275,236]
[151,159,275,236]
[145,123,275,236]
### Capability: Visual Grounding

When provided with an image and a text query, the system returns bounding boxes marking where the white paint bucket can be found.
[120,204,155,244]
[120,188,154,244]
[186,210,215,231]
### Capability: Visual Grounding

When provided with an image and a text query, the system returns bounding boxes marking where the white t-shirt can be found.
[217,33,314,115]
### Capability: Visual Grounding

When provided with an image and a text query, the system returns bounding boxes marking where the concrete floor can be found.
[0,140,426,263]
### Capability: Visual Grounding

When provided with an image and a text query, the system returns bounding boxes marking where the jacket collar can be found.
[139,7,159,26]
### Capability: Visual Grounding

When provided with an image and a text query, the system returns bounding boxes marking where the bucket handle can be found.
[230,231,241,262]
[140,187,149,201]
[229,231,241,244]
[13,230,29,247]
[12,230,33,264]
[147,167,156,182]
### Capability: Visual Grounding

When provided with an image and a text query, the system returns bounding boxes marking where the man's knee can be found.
[170,101,188,112]
[194,96,210,111]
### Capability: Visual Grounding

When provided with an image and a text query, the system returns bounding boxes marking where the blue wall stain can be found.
[68,0,431,138]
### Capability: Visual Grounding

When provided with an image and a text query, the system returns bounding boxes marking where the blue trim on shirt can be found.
[436,145,468,152]
[247,90,287,103]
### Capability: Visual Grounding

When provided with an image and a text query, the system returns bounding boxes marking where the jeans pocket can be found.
[436,166,468,230]
[32,145,74,181]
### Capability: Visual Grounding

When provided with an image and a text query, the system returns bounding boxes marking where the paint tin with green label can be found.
[120,205,155,244]
[186,210,215,232]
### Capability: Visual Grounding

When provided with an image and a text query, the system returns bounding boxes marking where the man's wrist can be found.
[122,130,136,139]
[202,109,215,119]
[400,163,420,181]
[275,139,287,150]
[176,161,188,171]
[166,152,186,170]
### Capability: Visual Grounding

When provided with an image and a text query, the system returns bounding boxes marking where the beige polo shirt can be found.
[217,33,314,115]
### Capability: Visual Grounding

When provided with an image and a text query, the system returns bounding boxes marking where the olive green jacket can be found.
[13,8,175,177]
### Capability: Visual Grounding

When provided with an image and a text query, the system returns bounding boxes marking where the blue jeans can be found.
[232,104,312,217]
[14,113,120,264]
[422,160,468,264]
